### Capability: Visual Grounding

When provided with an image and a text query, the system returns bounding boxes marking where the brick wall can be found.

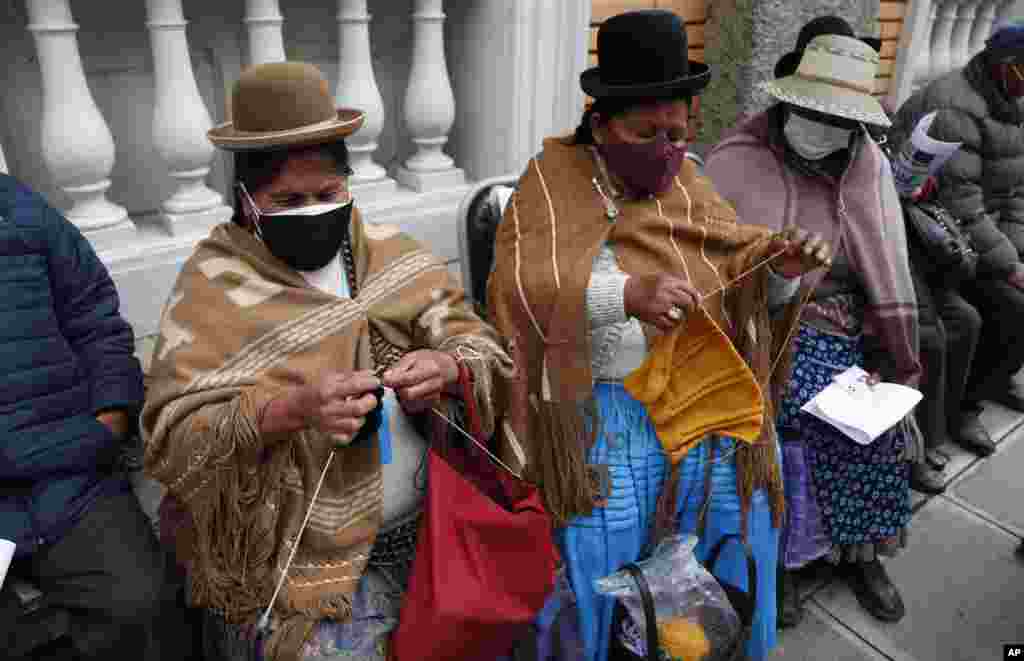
[876,1,907,97]
[586,0,902,141]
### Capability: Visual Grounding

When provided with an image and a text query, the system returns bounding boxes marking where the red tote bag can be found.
[389,365,560,661]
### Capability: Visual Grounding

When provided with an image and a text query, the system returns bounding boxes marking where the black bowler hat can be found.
[774,16,881,79]
[581,10,711,100]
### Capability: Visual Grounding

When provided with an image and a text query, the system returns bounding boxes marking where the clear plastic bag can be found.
[594,535,741,661]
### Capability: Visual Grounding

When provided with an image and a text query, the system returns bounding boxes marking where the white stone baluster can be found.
[929,1,959,81]
[336,0,396,197]
[25,0,133,245]
[951,1,980,70]
[396,0,465,192]
[970,0,1000,56]
[245,0,286,65]
[146,0,230,235]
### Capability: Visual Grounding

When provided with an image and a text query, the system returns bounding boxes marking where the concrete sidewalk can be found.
[772,400,1024,661]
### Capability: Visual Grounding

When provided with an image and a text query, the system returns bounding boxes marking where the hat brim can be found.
[761,76,891,127]
[775,37,881,80]
[208,108,365,151]
[580,61,712,100]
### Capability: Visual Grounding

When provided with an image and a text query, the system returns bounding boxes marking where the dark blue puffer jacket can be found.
[0,175,144,558]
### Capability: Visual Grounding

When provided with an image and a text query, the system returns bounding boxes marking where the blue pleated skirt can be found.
[536,382,779,661]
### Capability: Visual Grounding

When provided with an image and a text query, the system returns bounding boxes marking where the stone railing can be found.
[22,0,466,246]
[0,0,591,340]
[889,0,1017,108]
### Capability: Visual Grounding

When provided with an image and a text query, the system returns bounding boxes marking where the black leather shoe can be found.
[777,566,803,629]
[844,559,905,622]
[955,410,996,457]
[924,448,949,471]
[910,462,945,495]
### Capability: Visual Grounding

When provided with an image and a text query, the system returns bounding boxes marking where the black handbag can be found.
[609,534,756,661]
[903,200,978,286]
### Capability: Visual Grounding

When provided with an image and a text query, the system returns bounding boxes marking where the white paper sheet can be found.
[801,366,923,445]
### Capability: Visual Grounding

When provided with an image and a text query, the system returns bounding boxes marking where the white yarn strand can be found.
[430,407,523,480]
[257,448,337,632]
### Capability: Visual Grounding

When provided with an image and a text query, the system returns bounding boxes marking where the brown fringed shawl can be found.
[488,137,809,529]
[141,212,512,660]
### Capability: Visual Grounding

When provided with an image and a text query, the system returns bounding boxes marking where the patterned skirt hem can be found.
[822,527,909,564]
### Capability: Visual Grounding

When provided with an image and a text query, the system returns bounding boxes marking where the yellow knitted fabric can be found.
[625,306,765,464]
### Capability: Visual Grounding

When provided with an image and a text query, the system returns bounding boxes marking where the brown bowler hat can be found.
[208,62,365,151]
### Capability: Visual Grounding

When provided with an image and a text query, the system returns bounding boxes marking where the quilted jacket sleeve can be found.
[930,108,1019,276]
[997,183,1024,258]
[892,92,1020,277]
[46,204,145,419]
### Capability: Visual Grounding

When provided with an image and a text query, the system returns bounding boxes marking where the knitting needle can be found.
[258,446,335,633]
[699,247,790,301]
[257,365,387,633]
[430,407,524,480]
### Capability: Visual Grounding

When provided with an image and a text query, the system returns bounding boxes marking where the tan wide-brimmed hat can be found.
[761,34,890,127]
[208,62,365,151]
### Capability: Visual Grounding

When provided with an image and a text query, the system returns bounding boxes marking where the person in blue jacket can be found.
[0,174,176,658]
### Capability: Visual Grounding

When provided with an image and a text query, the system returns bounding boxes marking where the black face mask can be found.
[243,187,354,272]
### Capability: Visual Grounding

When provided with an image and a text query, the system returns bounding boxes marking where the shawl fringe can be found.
[530,396,600,526]
[725,251,805,531]
[187,390,284,620]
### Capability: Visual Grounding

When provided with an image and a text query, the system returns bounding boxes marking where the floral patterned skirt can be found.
[777,324,912,558]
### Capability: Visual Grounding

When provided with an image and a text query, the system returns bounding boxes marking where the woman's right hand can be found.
[262,370,380,445]
[623,274,701,331]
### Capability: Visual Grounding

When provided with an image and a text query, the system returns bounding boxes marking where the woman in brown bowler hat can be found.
[141,62,513,661]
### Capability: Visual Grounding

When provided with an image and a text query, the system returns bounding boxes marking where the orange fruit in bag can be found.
[656,616,710,661]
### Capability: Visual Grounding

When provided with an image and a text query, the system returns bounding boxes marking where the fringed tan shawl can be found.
[141,212,512,661]
[488,137,808,529]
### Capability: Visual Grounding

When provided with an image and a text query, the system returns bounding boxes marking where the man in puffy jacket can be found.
[0,175,173,658]
[891,20,1024,456]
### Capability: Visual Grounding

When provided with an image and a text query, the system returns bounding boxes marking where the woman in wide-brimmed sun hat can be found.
[488,10,831,661]
[707,15,922,629]
[141,61,513,661]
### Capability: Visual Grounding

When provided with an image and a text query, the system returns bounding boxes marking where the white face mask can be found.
[783,113,853,161]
